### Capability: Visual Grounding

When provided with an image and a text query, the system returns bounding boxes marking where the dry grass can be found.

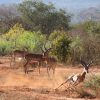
[0,57,100,100]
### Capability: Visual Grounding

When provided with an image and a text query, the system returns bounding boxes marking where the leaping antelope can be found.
[56,60,93,90]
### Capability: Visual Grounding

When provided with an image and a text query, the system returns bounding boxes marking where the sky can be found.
[44,0,100,12]
[0,0,100,12]
[0,0,20,4]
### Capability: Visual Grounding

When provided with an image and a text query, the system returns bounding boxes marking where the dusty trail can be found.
[0,58,100,100]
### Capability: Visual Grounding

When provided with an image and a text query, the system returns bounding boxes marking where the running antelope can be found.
[56,60,93,90]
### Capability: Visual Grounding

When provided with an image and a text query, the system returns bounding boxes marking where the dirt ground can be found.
[0,57,100,100]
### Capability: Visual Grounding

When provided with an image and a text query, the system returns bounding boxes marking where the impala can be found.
[24,47,52,74]
[56,60,93,90]
[43,56,57,76]
[10,50,28,67]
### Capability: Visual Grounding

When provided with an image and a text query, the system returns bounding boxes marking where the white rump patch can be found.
[16,57,23,62]
[67,73,80,84]
[72,74,79,82]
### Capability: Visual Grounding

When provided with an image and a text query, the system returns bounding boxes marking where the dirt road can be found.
[0,58,99,100]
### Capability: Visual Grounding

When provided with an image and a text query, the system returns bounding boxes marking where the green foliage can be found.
[0,37,12,56]
[5,23,24,40]
[17,31,46,53]
[84,75,100,96]
[18,0,71,34]
[72,21,100,65]
[4,23,24,49]
[82,32,100,63]
[50,31,71,63]
[83,21,100,35]
[70,35,84,65]
[1,23,46,54]
[49,30,62,41]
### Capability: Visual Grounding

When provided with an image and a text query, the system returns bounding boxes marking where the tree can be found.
[83,21,100,34]
[81,21,100,64]
[50,31,71,63]
[70,35,84,65]
[71,21,100,65]
[4,23,24,49]
[4,23,46,53]
[0,4,22,33]
[0,37,12,56]
[18,0,71,35]
[17,31,46,53]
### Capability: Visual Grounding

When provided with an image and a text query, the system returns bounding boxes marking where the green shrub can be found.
[84,75,100,97]
[0,38,12,55]
[17,31,46,53]
[51,32,71,63]
[3,23,46,54]
[70,35,84,65]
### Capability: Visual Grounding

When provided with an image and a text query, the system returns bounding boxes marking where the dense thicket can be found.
[18,0,71,35]
[0,0,100,65]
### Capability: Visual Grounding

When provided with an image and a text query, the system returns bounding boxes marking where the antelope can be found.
[40,46,57,76]
[56,60,93,90]
[43,56,57,76]
[10,50,28,67]
[24,47,52,74]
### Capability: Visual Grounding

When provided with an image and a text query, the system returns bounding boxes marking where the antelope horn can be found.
[87,60,93,67]
[40,47,44,53]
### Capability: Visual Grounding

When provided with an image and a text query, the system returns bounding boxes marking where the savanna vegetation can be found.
[0,0,100,65]
[0,0,100,100]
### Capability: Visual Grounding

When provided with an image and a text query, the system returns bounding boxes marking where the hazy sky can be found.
[0,0,20,4]
[44,0,100,11]
[0,0,100,12]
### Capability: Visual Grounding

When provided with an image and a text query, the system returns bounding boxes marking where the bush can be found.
[17,31,46,53]
[3,23,46,54]
[0,38,12,56]
[84,75,100,97]
[83,21,100,34]
[70,35,84,65]
[51,32,71,63]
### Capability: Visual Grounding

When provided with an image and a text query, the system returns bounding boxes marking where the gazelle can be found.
[56,60,93,90]
[10,50,28,67]
[42,56,57,76]
[40,46,57,75]
[24,47,52,74]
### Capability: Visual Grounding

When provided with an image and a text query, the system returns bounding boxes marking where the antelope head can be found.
[40,45,52,57]
[80,59,93,73]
